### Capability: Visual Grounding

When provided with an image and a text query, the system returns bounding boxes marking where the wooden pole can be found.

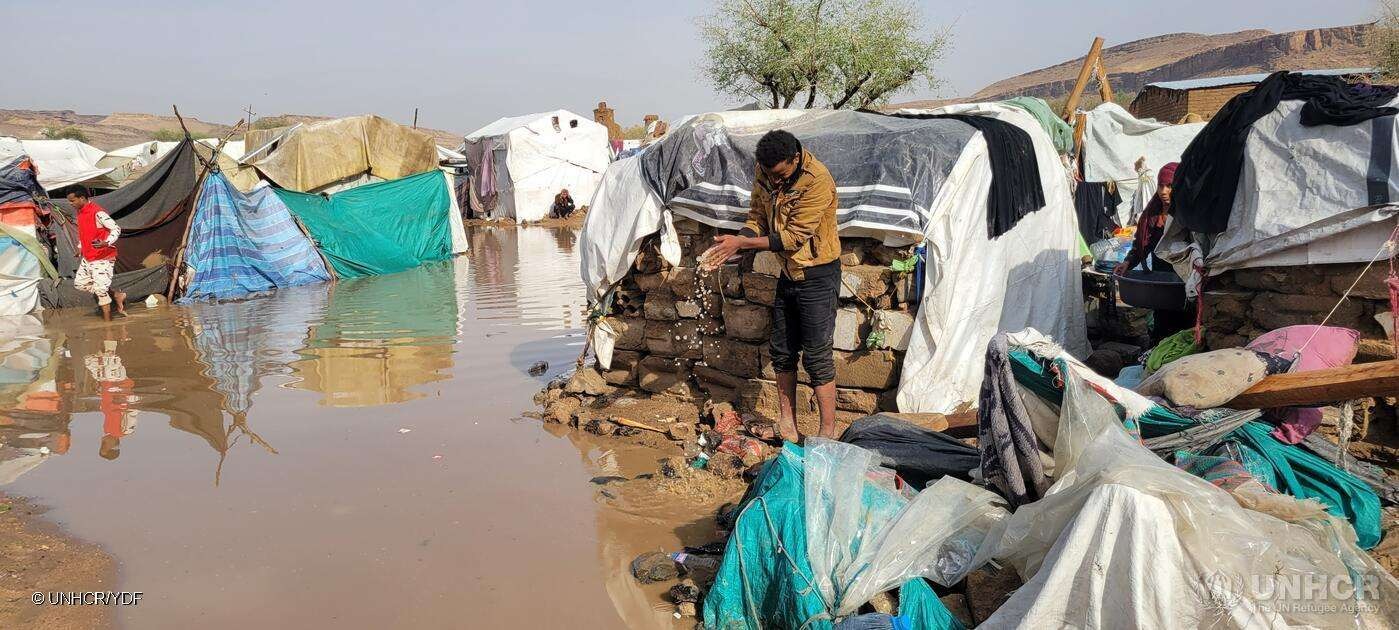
[1225,360,1399,409]
[164,109,245,299]
[1073,112,1087,160]
[1061,37,1106,119]
[413,107,419,129]
[1096,58,1115,104]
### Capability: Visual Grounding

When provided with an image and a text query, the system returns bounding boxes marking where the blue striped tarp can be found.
[182,172,331,301]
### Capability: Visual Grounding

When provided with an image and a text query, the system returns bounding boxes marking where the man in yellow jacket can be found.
[701,130,841,442]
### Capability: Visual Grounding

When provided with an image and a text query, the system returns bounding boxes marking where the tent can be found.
[580,105,1087,414]
[180,172,333,301]
[462,109,610,222]
[0,158,56,317]
[1080,102,1204,226]
[245,115,439,193]
[276,170,460,278]
[42,138,205,308]
[0,138,122,191]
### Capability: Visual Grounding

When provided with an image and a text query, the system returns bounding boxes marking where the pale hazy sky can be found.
[4,0,1378,135]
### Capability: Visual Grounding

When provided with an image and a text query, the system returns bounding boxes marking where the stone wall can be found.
[1201,263,1396,361]
[598,217,920,418]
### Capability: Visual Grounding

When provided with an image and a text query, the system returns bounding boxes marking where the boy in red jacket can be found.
[66,188,126,320]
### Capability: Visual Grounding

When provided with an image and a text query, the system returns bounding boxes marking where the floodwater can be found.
[0,226,702,629]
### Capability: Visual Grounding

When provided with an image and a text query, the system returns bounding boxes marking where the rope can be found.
[1287,221,1399,368]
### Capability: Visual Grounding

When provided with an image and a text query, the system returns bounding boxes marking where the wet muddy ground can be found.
[0,226,702,629]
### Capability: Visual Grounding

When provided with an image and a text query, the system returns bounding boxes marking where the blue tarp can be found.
[181,172,331,301]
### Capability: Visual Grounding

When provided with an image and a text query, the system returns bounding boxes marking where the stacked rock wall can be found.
[598,217,920,418]
[1201,263,1396,361]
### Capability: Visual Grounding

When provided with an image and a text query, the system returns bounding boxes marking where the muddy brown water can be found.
[0,226,705,629]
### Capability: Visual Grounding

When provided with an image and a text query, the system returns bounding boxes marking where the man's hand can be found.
[700,235,750,270]
[1113,262,1129,276]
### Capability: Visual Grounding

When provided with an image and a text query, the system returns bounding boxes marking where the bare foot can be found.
[747,423,801,445]
[113,291,127,315]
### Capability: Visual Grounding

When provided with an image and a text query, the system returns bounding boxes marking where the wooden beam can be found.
[1061,36,1106,119]
[1225,360,1399,409]
[1073,112,1087,160]
[1096,57,1114,104]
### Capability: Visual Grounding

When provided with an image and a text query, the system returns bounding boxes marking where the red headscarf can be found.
[1157,162,1179,189]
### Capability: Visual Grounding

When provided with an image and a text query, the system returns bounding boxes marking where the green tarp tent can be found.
[275,170,453,278]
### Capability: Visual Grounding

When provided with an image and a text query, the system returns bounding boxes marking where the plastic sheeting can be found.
[0,235,41,316]
[974,334,1399,629]
[249,115,439,193]
[0,138,119,191]
[1081,103,1203,225]
[895,103,1089,414]
[181,173,332,301]
[578,156,667,298]
[277,170,453,278]
[463,110,611,222]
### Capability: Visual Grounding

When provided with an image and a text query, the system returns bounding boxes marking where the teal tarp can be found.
[1002,96,1075,155]
[1008,350,1383,549]
[702,445,965,630]
[276,170,452,278]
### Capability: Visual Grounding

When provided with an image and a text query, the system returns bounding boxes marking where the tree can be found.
[151,129,185,142]
[40,126,88,142]
[1372,2,1399,81]
[699,0,946,110]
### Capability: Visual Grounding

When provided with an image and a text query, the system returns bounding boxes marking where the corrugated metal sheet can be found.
[1145,68,1378,91]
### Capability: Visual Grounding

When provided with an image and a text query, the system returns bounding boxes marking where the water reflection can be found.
[0,315,68,483]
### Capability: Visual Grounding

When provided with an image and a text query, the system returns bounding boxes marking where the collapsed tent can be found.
[42,138,204,307]
[0,159,55,316]
[0,138,122,191]
[180,172,332,301]
[276,170,459,278]
[463,109,611,222]
[1156,72,1399,276]
[247,115,439,193]
[1080,102,1203,226]
[580,105,1087,413]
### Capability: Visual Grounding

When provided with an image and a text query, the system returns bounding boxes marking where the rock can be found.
[527,360,548,376]
[872,309,914,351]
[638,356,691,394]
[694,365,746,390]
[833,350,901,389]
[940,594,974,628]
[840,266,890,302]
[743,272,778,306]
[631,551,680,584]
[676,601,697,617]
[644,320,705,359]
[1252,292,1366,331]
[752,251,784,277]
[590,475,627,485]
[669,580,702,604]
[718,264,745,299]
[565,367,613,396]
[658,456,687,479]
[893,272,918,306]
[1084,348,1124,378]
[840,241,866,266]
[669,425,698,444]
[708,452,746,479]
[965,566,1023,625]
[741,379,813,417]
[835,388,879,414]
[676,300,703,318]
[673,217,703,235]
[868,590,896,614]
[723,300,772,341]
[612,317,647,351]
[667,267,698,298]
[833,307,869,351]
[545,397,581,424]
[644,292,680,321]
[633,272,665,292]
[585,418,617,436]
[634,248,663,273]
[1330,263,1394,300]
[870,244,913,266]
[703,337,763,379]
[602,350,642,385]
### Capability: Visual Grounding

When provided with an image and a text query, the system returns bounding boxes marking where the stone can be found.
[840,266,890,302]
[638,356,693,395]
[643,292,679,321]
[1328,263,1393,301]
[633,249,663,274]
[669,580,702,604]
[633,272,665,292]
[631,551,680,584]
[676,300,702,318]
[667,422,697,441]
[676,602,697,618]
[707,452,746,479]
[565,367,613,396]
[759,345,811,383]
[603,350,642,385]
[835,388,878,414]
[752,251,784,277]
[612,317,647,351]
[872,309,913,351]
[839,241,866,266]
[1084,348,1124,378]
[667,267,698,298]
[833,307,869,351]
[693,364,746,390]
[1252,292,1367,331]
[869,244,913,266]
[585,417,618,436]
[723,300,772,341]
[893,272,917,306]
[672,217,703,235]
[545,397,581,424]
[743,272,778,306]
[940,594,974,628]
[1232,266,1330,296]
[741,379,813,417]
[644,320,704,359]
[703,337,763,379]
[833,350,900,389]
[718,264,745,299]
[965,566,1023,624]
[658,456,687,479]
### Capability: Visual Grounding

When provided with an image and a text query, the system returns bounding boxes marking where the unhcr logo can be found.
[1200,569,1383,615]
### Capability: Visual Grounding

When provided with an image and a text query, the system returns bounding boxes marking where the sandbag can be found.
[1136,348,1267,408]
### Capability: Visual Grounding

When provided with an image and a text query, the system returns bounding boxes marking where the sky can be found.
[4,0,1380,136]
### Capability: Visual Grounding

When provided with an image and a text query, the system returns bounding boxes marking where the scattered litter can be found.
[397,428,412,434]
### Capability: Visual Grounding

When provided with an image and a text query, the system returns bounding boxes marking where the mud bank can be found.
[0,493,116,630]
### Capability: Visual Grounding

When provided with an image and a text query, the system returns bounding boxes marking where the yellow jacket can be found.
[741,149,841,280]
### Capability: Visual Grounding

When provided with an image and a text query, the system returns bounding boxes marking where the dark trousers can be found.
[770,261,840,386]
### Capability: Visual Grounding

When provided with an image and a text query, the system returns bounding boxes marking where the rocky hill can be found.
[0,109,461,151]
[971,23,1375,101]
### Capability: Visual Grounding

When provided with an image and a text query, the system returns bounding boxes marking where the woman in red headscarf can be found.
[1114,162,1178,275]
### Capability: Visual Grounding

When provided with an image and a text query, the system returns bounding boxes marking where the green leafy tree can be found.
[699,0,946,110]
[151,129,185,142]
[1372,2,1399,81]
[40,126,88,142]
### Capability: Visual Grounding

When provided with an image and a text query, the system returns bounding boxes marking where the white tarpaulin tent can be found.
[1161,98,1399,273]
[463,109,610,222]
[0,138,120,191]
[580,105,1087,414]
[1081,103,1203,225]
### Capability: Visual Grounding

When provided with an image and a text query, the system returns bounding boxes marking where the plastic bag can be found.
[1088,236,1131,264]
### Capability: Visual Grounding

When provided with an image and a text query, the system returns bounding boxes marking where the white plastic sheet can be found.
[464,110,611,222]
[0,138,118,191]
[579,156,666,299]
[1081,103,1203,225]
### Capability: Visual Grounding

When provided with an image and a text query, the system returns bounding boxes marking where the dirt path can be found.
[0,494,116,630]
